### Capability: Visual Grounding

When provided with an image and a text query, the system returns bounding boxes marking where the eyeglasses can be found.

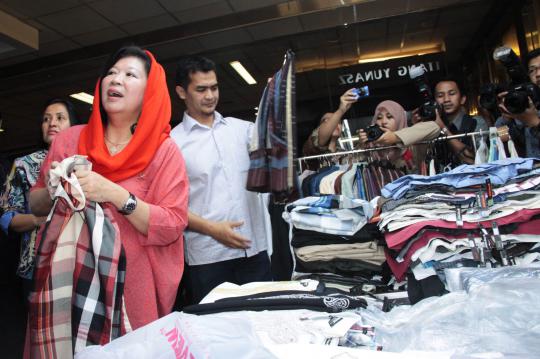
[528,65,540,75]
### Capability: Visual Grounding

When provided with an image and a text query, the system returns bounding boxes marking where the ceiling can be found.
[0,0,512,155]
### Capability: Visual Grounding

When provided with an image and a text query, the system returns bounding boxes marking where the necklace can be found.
[104,135,131,155]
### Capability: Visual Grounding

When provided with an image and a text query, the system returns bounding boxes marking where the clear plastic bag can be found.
[445,265,540,292]
[75,312,276,359]
[359,271,540,356]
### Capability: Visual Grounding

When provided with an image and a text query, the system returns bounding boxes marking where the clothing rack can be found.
[337,127,506,147]
[298,127,508,173]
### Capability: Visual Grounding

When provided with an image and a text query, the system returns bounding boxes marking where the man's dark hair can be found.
[175,56,216,89]
[43,98,79,125]
[435,76,466,97]
[526,48,540,66]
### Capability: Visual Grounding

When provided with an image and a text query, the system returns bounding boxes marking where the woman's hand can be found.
[46,161,60,198]
[434,108,449,131]
[338,88,359,113]
[373,127,398,146]
[74,168,128,209]
[411,107,423,124]
[356,129,369,148]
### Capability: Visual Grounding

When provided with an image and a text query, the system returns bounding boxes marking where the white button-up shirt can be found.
[171,111,269,265]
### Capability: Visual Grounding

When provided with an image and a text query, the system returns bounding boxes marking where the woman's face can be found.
[375,108,398,131]
[101,56,148,121]
[42,103,71,145]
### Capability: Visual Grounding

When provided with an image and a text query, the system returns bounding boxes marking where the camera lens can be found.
[504,91,529,114]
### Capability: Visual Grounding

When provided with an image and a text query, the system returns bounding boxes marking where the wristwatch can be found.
[118,192,137,215]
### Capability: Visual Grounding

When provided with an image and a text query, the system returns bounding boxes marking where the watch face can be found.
[125,201,136,212]
[121,194,137,214]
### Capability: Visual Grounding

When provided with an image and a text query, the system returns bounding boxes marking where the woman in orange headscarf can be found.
[30,46,188,334]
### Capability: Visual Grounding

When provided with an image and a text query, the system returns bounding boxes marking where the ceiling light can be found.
[70,92,94,104]
[357,45,443,64]
[0,119,4,133]
[229,61,257,85]
[358,54,411,64]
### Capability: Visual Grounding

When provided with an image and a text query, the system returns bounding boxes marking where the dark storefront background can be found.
[295,52,446,151]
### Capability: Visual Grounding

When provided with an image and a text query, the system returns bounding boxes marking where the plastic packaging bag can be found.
[75,312,276,359]
[359,271,540,357]
[445,265,540,292]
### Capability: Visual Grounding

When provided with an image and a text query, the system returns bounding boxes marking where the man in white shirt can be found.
[170,56,271,304]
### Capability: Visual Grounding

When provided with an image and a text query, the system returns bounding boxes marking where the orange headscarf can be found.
[78,50,171,182]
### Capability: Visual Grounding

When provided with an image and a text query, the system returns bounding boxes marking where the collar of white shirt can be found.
[182,111,228,132]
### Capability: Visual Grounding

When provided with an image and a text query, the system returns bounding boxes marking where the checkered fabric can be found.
[28,156,128,358]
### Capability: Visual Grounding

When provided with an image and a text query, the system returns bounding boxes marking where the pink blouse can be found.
[33,125,189,330]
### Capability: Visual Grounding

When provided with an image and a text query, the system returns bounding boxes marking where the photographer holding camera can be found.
[433,77,488,165]
[357,100,440,171]
[302,88,359,168]
[496,48,540,158]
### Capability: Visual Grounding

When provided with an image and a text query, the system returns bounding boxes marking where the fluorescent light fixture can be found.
[70,92,94,104]
[358,54,410,64]
[358,44,443,64]
[229,61,257,85]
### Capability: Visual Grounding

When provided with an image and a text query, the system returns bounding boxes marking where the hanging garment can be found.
[495,128,508,160]
[507,136,520,158]
[341,164,359,198]
[355,165,367,200]
[319,170,344,195]
[29,156,127,358]
[474,137,488,165]
[247,50,297,201]
[488,127,501,162]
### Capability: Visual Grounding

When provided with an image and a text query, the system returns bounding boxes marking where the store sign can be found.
[337,53,444,86]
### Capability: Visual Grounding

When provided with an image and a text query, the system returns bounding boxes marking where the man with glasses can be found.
[497,48,540,157]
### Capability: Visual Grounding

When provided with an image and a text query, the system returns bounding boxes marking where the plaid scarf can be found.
[28,156,128,358]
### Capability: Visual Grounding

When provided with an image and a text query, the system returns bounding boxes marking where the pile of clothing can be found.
[283,195,387,287]
[299,161,406,200]
[378,158,540,303]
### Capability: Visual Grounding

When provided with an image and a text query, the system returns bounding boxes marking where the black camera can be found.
[409,66,439,121]
[493,46,540,114]
[479,82,505,117]
[365,125,384,142]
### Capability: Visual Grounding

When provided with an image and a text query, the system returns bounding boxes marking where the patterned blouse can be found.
[0,149,47,279]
